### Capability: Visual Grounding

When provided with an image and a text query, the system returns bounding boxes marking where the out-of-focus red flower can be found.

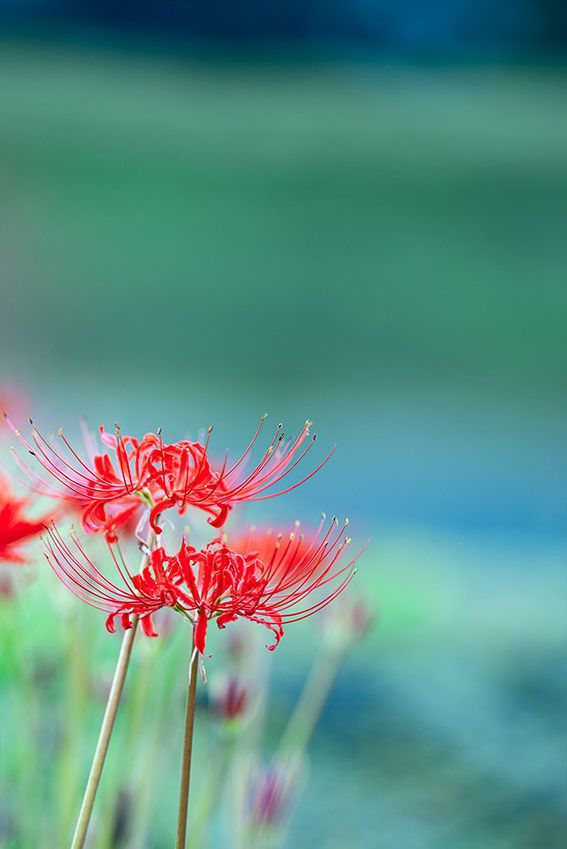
[322,594,377,649]
[0,387,29,433]
[0,572,15,598]
[248,762,295,829]
[11,416,333,541]
[43,518,362,653]
[0,475,52,563]
[213,676,250,723]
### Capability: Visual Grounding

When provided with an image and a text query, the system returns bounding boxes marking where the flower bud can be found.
[212,676,250,725]
[322,594,376,650]
[249,763,292,829]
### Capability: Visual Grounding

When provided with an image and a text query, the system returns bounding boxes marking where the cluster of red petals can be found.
[0,476,52,563]
[10,416,332,543]
[43,518,360,653]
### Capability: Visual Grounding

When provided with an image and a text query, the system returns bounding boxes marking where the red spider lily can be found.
[43,518,361,653]
[0,475,52,563]
[10,415,334,540]
[189,517,361,654]
[143,416,334,533]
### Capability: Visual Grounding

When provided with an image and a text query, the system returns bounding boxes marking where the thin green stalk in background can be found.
[279,647,344,756]
[100,638,161,849]
[187,734,235,849]
[58,609,89,845]
[69,614,140,849]
[125,640,180,849]
[4,591,42,849]
[68,527,156,849]
[175,639,199,849]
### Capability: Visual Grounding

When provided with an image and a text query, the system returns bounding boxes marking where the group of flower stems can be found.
[2,412,366,847]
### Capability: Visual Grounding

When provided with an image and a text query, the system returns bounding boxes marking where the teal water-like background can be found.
[0,31,566,849]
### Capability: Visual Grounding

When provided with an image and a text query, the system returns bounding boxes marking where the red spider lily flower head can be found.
[7,417,148,543]
[43,517,362,654]
[145,415,335,534]
[178,515,362,655]
[10,415,333,541]
[0,475,52,563]
[42,524,194,638]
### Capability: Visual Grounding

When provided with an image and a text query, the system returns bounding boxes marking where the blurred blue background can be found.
[0,2,566,848]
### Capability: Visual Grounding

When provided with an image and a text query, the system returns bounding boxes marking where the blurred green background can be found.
[0,12,566,849]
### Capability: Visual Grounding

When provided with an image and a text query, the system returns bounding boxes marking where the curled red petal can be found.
[208,504,230,529]
[141,614,158,637]
[149,498,176,534]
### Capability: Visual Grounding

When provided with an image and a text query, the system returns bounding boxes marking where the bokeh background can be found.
[1,2,566,848]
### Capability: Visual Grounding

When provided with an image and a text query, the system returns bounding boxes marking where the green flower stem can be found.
[58,609,89,845]
[69,614,140,849]
[187,734,235,849]
[279,647,344,757]
[69,529,155,849]
[125,645,178,849]
[175,638,199,849]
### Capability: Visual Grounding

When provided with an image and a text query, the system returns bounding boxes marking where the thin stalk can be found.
[58,608,89,845]
[69,530,155,849]
[187,735,234,849]
[70,615,139,849]
[278,648,343,756]
[126,642,178,849]
[175,639,199,849]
